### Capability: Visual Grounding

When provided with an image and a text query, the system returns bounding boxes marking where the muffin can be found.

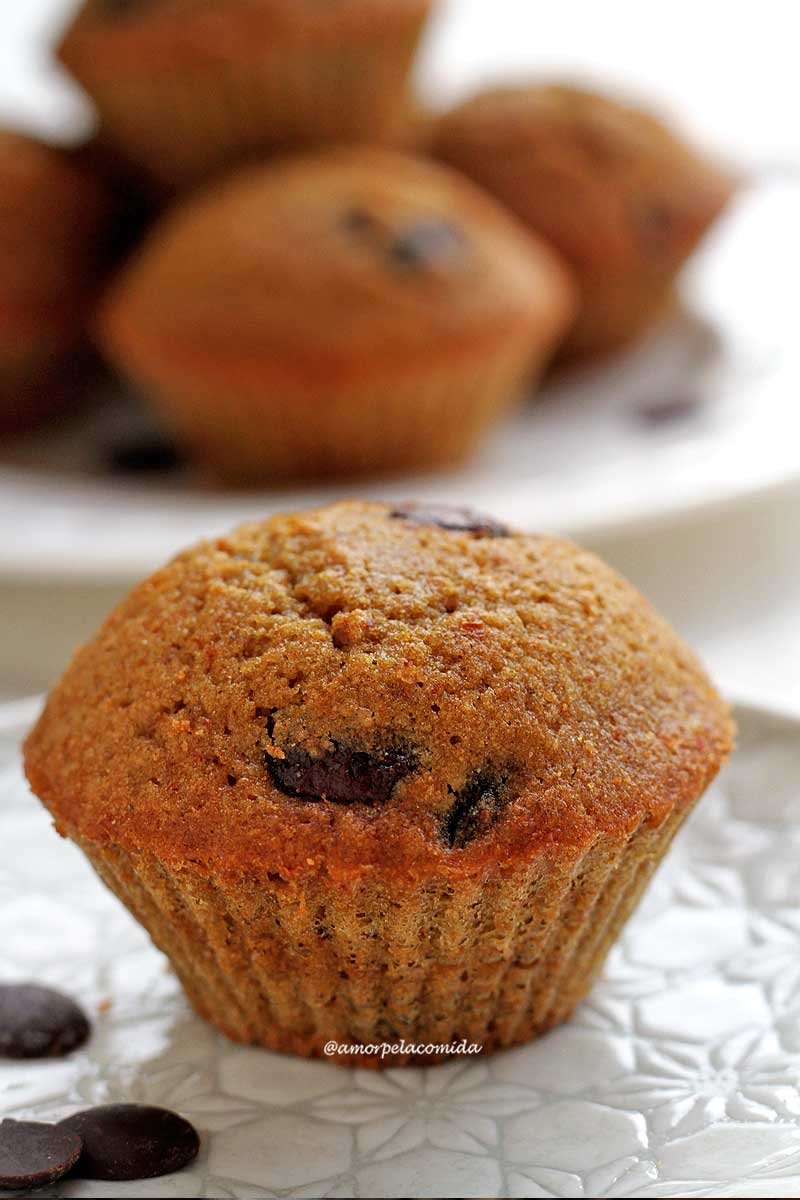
[25,499,734,1067]
[0,131,114,433]
[434,84,736,360]
[57,0,434,192]
[98,148,576,481]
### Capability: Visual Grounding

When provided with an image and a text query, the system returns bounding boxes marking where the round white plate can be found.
[3,696,800,1198]
[3,0,800,580]
[2,177,800,582]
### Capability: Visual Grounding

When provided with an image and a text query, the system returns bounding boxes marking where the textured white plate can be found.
[2,696,800,1198]
[1,177,800,583]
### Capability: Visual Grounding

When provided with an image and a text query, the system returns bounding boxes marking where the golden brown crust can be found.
[100,148,575,381]
[25,500,734,887]
[59,1,434,189]
[0,130,113,427]
[0,132,111,328]
[97,149,576,478]
[67,0,431,45]
[434,84,736,357]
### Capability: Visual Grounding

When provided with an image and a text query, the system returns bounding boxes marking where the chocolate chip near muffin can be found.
[0,1120,82,1192]
[98,148,576,481]
[389,501,510,536]
[24,499,733,1066]
[108,436,184,475]
[58,1105,199,1182]
[0,983,90,1059]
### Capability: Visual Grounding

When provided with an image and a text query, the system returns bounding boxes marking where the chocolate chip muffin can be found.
[57,0,434,192]
[434,84,736,360]
[25,500,733,1066]
[0,131,113,432]
[99,148,576,481]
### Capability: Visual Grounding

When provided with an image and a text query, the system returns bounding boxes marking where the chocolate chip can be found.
[637,393,702,426]
[266,739,416,805]
[443,769,512,849]
[390,502,510,538]
[341,206,380,235]
[58,1105,199,1182]
[109,437,183,474]
[389,218,467,269]
[0,1120,82,1192]
[0,984,90,1059]
[632,198,675,257]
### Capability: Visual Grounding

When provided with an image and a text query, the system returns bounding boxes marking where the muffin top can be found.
[0,130,112,334]
[25,501,733,884]
[99,148,575,390]
[434,84,735,273]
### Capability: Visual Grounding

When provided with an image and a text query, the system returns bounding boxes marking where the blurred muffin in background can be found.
[434,84,736,361]
[0,130,114,433]
[99,148,576,482]
[58,0,435,192]
[71,136,159,260]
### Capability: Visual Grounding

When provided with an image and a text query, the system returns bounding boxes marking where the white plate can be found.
[2,178,800,582]
[2,696,800,1198]
[2,0,800,581]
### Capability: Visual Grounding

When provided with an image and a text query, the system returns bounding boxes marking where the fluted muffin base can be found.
[74,806,687,1068]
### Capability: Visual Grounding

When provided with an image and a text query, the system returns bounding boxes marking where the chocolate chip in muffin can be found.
[58,1105,199,1182]
[0,1120,82,1192]
[443,769,512,849]
[388,218,468,269]
[390,502,510,538]
[341,206,381,236]
[631,198,675,258]
[0,984,90,1059]
[266,738,416,805]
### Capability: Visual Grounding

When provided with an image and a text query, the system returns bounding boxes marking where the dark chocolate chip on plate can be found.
[58,1105,200,1182]
[0,983,91,1059]
[389,501,510,538]
[636,393,703,426]
[108,437,184,475]
[266,740,416,805]
[0,1119,82,1192]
